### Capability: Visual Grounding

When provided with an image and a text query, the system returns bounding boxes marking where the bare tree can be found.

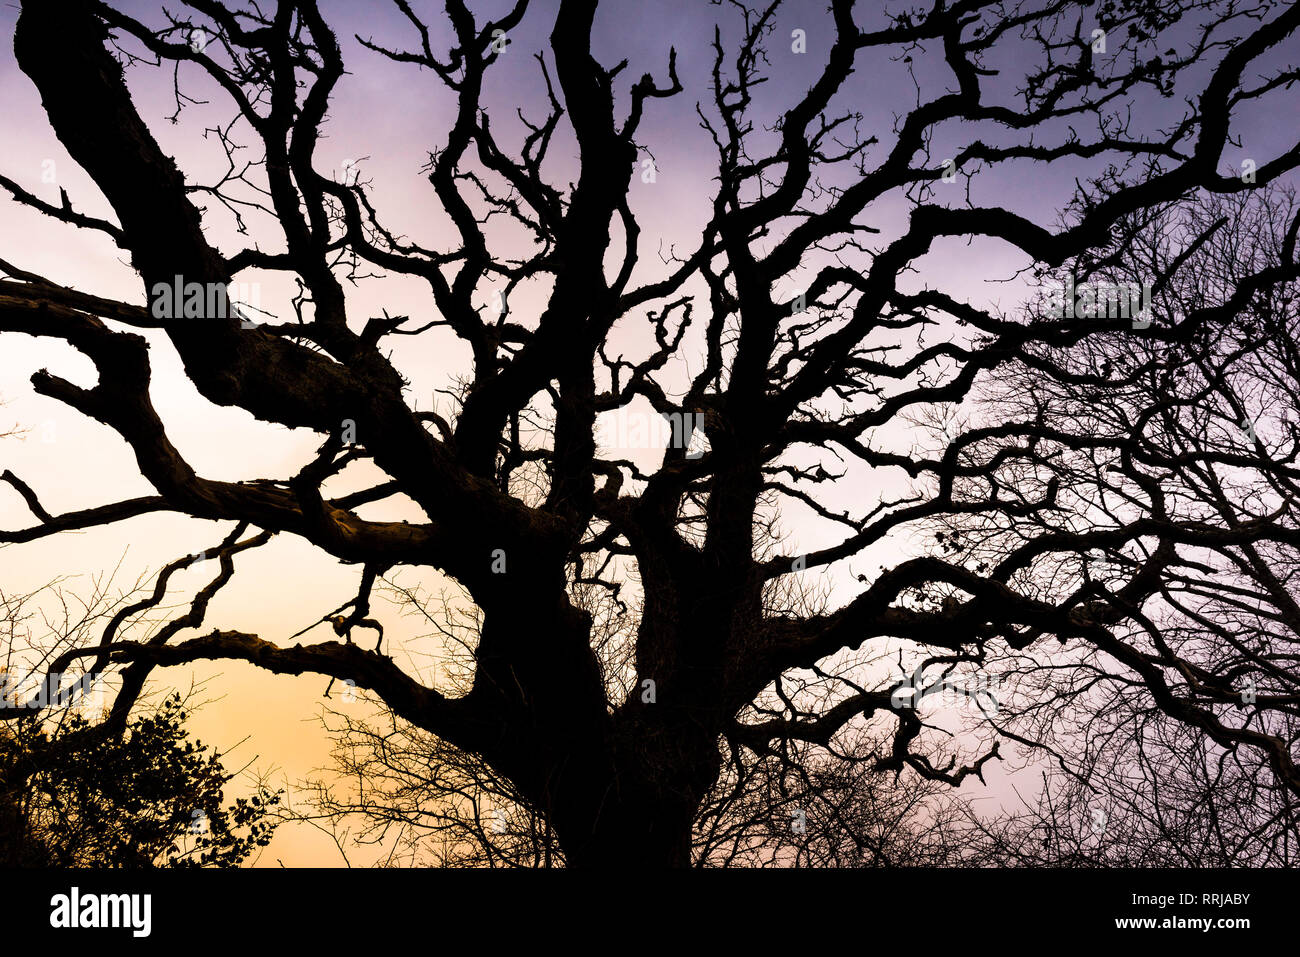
[940,186,1300,864]
[2,0,1299,866]
[296,564,961,867]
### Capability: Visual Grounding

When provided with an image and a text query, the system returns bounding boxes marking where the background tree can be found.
[0,577,282,867]
[2,0,1298,867]
[939,185,1300,865]
[0,693,282,867]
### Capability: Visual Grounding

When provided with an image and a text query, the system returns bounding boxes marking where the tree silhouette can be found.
[1,693,281,867]
[948,186,1300,865]
[2,0,1299,866]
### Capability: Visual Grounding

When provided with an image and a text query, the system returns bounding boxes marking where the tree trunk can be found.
[552,786,699,868]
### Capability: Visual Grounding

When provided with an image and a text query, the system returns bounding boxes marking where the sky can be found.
[1,0,1296,865]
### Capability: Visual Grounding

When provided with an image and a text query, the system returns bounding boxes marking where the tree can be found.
[941,185,1300,865]
[0,579,281,868]
[2,0,1298,866]
[0,693,282,867]
[296,575,965,867]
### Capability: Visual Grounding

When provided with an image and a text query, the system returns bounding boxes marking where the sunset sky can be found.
[2,0,1296,865]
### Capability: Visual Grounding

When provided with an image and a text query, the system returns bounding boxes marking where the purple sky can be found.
[2,0,1297,864]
